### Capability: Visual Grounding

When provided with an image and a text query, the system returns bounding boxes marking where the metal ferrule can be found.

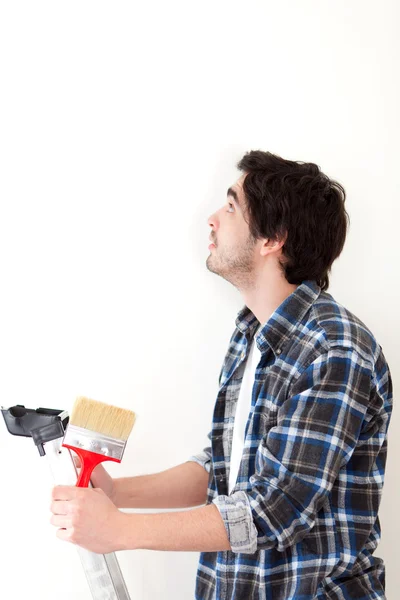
[63,424,126,460]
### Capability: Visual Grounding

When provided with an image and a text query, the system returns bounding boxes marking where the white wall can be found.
[0,1,398,598]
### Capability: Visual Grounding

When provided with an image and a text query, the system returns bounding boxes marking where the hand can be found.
[50,485,129,554]
[72,453,116,504]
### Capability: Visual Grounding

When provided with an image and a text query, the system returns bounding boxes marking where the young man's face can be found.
[206,174,259,288]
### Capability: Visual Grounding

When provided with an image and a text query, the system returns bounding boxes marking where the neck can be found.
[240,271,299,326]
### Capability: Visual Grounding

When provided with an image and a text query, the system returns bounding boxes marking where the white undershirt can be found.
[228,322,263,494]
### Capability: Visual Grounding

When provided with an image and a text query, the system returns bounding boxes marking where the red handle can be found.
[63,444,120,488]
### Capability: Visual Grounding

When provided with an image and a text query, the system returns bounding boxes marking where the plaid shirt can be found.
[188,279,392,600]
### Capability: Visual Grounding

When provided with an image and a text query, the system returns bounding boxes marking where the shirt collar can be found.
[235,279,322,356]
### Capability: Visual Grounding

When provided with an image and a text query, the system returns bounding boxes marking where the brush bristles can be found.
[69,396,136,441]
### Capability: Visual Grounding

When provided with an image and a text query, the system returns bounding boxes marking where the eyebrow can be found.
[227,187,241,209]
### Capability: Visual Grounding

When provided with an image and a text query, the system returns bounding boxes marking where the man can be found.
[51,150,393,599]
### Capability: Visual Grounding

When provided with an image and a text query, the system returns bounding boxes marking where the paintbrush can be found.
[62,395,136,488]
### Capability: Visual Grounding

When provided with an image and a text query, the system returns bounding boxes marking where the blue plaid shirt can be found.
[188,279,392,599]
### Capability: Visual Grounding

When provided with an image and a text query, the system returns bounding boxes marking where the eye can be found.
[227,202,234,213]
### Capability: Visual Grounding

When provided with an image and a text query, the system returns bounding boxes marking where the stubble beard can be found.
[206,235,258,290]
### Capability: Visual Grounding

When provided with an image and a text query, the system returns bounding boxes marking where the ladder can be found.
[1,404,131,600]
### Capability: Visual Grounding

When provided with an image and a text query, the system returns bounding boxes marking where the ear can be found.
[260,232,287,257]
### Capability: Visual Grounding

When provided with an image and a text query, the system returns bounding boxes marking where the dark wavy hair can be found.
[236,150,350,292]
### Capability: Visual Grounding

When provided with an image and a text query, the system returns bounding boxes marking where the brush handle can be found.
[63,445,120,488]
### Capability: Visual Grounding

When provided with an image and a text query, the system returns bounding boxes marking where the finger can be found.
[52,485,78,501]
[56,528,71,542]
[50,500,69,515]
[50,514,69,528]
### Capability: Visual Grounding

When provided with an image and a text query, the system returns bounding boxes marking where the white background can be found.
[0,1,398,598]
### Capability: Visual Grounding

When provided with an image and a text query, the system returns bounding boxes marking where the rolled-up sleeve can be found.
[212,347,373,554]
[186,430,212,474]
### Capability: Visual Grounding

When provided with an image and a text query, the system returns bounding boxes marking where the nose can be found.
[207,210,218,228]
[207,214,217,241]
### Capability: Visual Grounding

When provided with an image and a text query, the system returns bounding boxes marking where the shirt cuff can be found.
[186,451,211,474]
[212,491,258,554]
